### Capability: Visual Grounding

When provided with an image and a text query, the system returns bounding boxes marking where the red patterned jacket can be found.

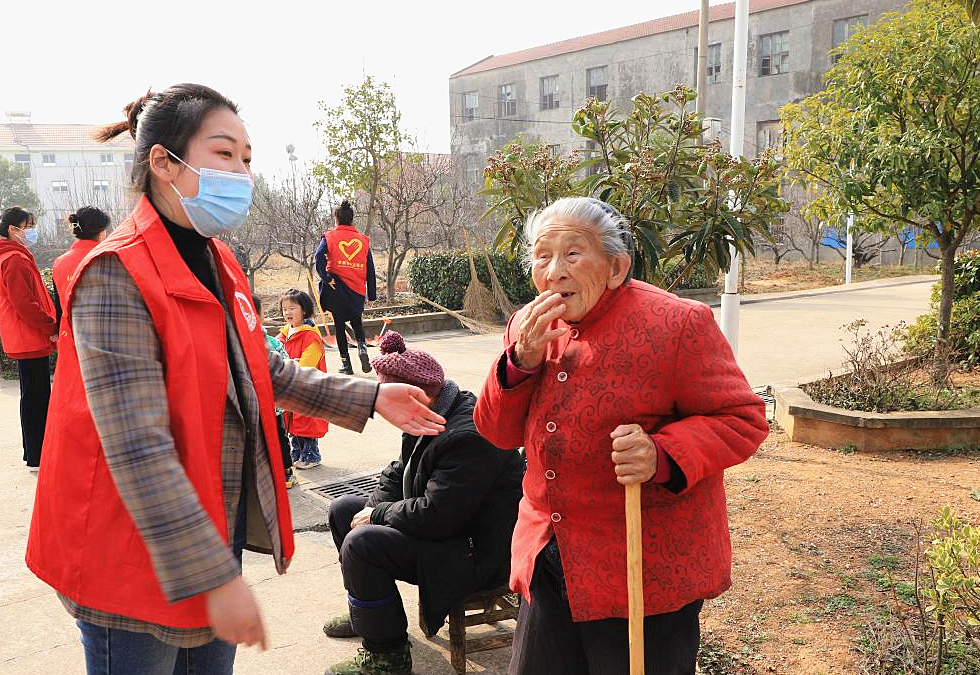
[474,281,768,621]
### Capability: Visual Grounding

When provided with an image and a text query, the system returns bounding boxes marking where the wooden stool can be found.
[421,585,520,674]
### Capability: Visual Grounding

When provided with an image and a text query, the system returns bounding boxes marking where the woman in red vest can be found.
[474,197,768,674]
[26,83,445,675]
[315,200,376,374]
[0,206,56,473]
[52,205,111,326]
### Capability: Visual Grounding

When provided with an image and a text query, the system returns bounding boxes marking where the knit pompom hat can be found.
[371,331,445,399]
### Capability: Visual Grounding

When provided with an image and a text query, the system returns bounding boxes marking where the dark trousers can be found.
[17,356,50,468]
[328,495,419,652]
[333,315,366,358]
[275,413,292,472]
[509,540,702,675]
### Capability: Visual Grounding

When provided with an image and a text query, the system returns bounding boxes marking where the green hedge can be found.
[659,259,718,290]
[904,250,980,367]
[408,251,536,311]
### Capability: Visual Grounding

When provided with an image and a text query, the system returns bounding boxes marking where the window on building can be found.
[584,140,600,176]
[707,43,722,83]
[540,75,559,110]
[587,66,608,101]
[14,153,31,177]
[51,180,69,193]
[465,156,483,186]
[93,180,110,192]
[756,120,784,156]
[760,31,789,76]
[831,15,868,63]
[498,84,516,117]
[42,153,56,166]
[124,152,135,173]
[462,92,478,121]
[547,144,561,157]
[100,153,114,166]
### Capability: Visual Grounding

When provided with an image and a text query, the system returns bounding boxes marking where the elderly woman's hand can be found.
[610,424,657,485]
[514,290,568,370]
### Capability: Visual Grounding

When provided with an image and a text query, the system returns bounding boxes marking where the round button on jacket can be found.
[546,421,557,433]
[557,371,568,382]
[545,469,556,480]
[551,513,562,523]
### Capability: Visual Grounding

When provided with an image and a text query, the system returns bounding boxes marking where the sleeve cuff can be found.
[504,344,540,388]
[650,438,672,484]
[370,503,390,525]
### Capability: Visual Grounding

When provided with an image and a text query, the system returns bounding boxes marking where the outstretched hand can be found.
[375,383,446,436]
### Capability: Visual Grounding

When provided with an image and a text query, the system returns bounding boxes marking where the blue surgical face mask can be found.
[20,227,38,248]
[166,149,253,238]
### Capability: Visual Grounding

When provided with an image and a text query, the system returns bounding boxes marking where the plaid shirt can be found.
[60,253,378,647]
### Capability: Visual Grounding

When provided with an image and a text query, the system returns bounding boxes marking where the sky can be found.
[4,0,704,180]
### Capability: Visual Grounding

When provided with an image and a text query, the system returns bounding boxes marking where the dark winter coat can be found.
[367,388,524,635]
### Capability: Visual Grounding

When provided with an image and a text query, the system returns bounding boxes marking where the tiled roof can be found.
[0,124,134,150]
[450,0,810,78]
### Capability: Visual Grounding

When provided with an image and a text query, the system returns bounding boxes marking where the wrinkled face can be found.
[530,218,628,322]
[281,298,305,328]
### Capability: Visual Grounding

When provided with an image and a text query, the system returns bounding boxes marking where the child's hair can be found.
[334,200,354,225]
[280,288,314,319]
[67,206,111,240]
[252,294,263,316]
[1,206,35,238]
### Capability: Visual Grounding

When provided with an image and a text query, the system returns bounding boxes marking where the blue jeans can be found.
[290,435,320,463]
[77,620,237,675]
[77,481,249,674]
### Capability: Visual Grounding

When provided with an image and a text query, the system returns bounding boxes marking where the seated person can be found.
[324,331,524,675]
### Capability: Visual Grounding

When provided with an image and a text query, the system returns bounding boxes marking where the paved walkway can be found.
[0,276,937,674]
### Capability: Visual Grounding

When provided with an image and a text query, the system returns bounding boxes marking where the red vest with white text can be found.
[26,196,294,628]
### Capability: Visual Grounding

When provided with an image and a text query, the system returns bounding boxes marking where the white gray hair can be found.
[522,197,633,271]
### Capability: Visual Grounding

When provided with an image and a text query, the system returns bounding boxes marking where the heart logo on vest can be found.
[338,238,363,261]
[235,291,258,332]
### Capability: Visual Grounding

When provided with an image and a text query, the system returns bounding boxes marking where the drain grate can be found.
[309,472,382,502]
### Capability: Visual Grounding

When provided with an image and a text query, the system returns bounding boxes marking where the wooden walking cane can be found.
[626,482,645,675]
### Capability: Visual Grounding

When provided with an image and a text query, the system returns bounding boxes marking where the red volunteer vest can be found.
[277,325,329,438]
[52,238,98,301]
[0,242,55,358]
[325,226,370,296]
[26,196,294,628]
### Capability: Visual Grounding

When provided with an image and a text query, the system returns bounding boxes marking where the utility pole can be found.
[845,213,854,284]
[696,0,709,123]
[721,0,749,357]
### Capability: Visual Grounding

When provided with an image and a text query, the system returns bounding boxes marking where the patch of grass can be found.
[837,444,858,455]
[869,554,902,571]
[698,634,761,674]
[742,474,761,483]
[824,593,858,615]
[788,568,814,580]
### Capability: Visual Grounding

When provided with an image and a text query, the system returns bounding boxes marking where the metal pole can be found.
[696,0,709,122]
[721,0,749,357]
[845,213,853,284]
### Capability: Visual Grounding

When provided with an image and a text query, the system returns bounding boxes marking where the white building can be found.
[0,111,135,239]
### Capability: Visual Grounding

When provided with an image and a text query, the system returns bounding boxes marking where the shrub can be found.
[860,511,980,675]
[904,251,980,367]
[659,259,718,291]
[408,250,536,311]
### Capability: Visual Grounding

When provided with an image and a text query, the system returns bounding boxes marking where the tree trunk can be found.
[936,245,956,358]
[386,246,397,301]
[248,269,255,292]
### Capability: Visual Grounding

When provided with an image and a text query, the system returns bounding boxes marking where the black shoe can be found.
[358,343,372,373]
[323,613,357,638]
[339,355,354,375]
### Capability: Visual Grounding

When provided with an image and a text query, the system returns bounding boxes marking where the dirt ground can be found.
[704,429,980,674]
[741,260,933,295]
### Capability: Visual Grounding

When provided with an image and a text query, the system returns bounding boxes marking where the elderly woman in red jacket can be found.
[474,197,768,675]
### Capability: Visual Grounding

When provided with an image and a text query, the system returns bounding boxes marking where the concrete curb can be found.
[724,274,938,307]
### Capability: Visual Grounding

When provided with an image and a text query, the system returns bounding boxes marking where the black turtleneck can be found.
[152,199,220,299]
